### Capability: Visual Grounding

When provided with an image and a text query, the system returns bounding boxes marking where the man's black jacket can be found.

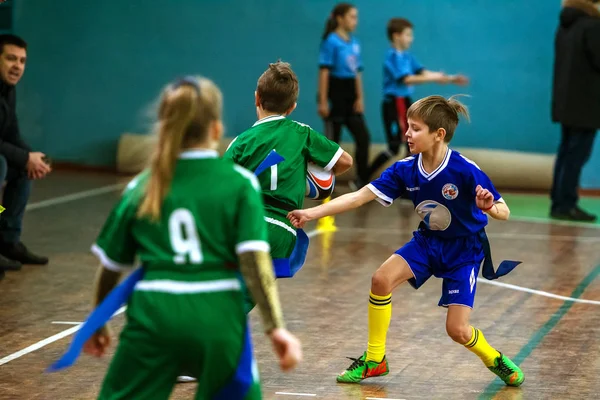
[552,0,600,130]
[0,79,30,170]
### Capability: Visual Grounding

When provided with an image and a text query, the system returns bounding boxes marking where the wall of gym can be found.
[11,0,600,187]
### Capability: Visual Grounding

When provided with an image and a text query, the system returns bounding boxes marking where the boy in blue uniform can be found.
[288,95,525,387]
[368,18,468,179]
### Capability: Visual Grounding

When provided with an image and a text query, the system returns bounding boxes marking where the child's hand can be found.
[83,325,111,357]
[268,328,303,372]
[318,102,330,118]
[436,73,454,84]
[287,210,311,228]
[450,74,469,86]
[475,185,494,210]
[353,97,364,113]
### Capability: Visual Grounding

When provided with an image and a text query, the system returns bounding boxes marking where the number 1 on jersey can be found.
[270,164,277,190]
[169,208,203,264]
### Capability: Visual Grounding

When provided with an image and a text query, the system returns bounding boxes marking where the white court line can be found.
[477,279,600,305]
[0,325,82,366]
[2,199,597,369]
[51,321,84,325]
[0,182,127,366]
[26,183,125,211]
[0,306,126,366]
[0,228,322,367]
[335,226,600,242]
[486,231,600,242]
[332,226,600,305]
[275,393,317,397]
[509,215,600,230]
[366,397,406,400]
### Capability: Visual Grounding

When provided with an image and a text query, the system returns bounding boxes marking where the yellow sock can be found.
[464,326,501,367]
[366,291,392,363]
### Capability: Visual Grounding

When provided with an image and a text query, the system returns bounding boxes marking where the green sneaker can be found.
[336,352,389,383]
[488,353,525,387]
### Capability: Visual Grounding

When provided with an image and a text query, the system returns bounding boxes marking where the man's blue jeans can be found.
[0,155,31,244]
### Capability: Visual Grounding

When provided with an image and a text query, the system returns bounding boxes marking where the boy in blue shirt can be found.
[288,95,525,387]
[369,18,468,179]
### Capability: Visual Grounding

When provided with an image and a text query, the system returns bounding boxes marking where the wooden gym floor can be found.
[1,170,600,400]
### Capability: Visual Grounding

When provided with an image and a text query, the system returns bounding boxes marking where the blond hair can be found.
[407,95,470,142]
[137,76,222,221]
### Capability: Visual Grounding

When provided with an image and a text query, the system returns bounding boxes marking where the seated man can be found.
[0,34,50,274]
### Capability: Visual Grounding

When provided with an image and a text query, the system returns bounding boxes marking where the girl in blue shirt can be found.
[318,3,372,190]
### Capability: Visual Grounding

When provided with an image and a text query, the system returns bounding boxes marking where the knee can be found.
[371,269,392,295]
[445,320,472,344]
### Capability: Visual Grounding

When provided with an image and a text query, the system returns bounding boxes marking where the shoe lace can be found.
[495,358,515,376]
[345,356,366,371]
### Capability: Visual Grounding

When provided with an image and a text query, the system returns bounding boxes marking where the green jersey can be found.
[93,149,266,399]
[91,149,269,283]
[224,115,342,227]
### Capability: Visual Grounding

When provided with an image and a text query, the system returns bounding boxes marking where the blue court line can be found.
[478,263,600,398]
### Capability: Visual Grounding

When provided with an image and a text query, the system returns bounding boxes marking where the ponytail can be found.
[321,16,338,41]
[138,77,222,222]
[137,83,199,222]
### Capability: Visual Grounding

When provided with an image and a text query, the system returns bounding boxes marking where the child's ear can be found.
[436,127,446,142]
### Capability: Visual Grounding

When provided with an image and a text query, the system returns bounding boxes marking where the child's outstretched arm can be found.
[288,186,377,228]
[476,185,510,220]
[404,70,469,86]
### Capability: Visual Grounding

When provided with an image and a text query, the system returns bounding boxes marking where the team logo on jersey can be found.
[442,183,459,200]
[415,200,451,231]
[347,55,358,73]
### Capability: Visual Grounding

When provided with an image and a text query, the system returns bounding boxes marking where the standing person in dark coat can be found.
[551,0,600,222]
[0,34,50,279]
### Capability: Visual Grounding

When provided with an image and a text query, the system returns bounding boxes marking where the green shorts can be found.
[266,218,297,259]
[241,219,297,314]
[98,279,262,400]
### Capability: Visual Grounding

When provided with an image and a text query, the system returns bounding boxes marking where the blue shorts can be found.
[395,230,484,308]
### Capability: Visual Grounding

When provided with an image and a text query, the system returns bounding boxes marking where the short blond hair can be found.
[407,95,470,142]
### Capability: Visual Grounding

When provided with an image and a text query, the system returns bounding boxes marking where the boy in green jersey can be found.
[83,76,302,400]
[224,62,353,312]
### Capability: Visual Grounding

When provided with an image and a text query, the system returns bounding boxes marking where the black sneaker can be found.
[0,253,22,270]
[0,242,48,265]
[0,268,5,280]
[550,207,597,222]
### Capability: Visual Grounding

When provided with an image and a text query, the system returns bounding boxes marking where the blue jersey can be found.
[368,148,502,238]
[382,48,424,98]
[319,33,363,79]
